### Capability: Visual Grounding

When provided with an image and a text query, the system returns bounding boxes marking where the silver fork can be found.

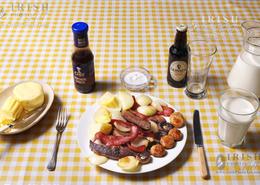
[47,107,69,171]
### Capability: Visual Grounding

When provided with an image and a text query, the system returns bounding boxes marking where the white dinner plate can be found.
[77,94,187,174]
[0,81,54,135]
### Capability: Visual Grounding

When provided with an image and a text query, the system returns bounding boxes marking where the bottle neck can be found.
[73,31,89,48]
[74,34,89,51]
[173,31,187,49]
[85,34,89,47]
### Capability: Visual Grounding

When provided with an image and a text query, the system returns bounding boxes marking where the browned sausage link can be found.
[122,111,151,130]
[148,115,166,124]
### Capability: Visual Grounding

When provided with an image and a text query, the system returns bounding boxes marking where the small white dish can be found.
[0,81,54,135]
[120,67,156,92]
[77,94,187,174]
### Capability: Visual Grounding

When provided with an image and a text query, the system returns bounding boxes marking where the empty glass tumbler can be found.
[185,40,217,99]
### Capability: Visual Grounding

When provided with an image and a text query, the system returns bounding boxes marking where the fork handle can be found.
[47,132,62,171]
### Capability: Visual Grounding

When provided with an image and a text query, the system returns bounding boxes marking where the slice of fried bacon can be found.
[94,125,139,146]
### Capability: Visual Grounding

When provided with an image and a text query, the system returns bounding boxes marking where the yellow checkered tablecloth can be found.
[0,0,260,184]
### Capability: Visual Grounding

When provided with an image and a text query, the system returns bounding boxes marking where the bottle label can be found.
[73,62,94,85]
[73,32,88,48]
[169,61,187,81]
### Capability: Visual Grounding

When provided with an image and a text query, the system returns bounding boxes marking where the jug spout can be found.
[241,21,260,56]
[241,20,260,36]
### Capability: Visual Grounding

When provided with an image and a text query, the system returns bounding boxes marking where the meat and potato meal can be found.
[88,91,185,172]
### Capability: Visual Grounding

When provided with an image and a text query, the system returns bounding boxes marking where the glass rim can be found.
[241,20,260,28]
[245,28,260,48]
[219,88,260,116]
[188,40,217,57]
[120,66,152,90]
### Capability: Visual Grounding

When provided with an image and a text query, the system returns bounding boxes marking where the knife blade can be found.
[193,110,209,179]
[193,110,203,146]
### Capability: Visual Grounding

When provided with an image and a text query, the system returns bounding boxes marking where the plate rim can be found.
[76,93,187,174]
[0,80,55,135]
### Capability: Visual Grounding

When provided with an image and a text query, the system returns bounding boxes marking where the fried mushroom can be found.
[160,135,176,149]
[150,144,166,157]
[168,128,183,141]
[170,112,185,128]
[158,122,174,132]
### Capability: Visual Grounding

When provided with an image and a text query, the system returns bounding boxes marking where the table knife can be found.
[193,110,209,179]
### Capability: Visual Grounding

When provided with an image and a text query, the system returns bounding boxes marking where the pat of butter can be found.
[0,110,14,125]
[88,154,108,165]
[1,96,24,120]
[13,82,44,111]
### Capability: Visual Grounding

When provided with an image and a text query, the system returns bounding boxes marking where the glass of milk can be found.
[218,88,259,148]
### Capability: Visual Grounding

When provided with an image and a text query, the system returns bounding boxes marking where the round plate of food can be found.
[0,81,54,135]
[77,91,187,174]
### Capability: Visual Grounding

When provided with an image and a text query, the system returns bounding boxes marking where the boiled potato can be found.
[97,122,112,134]
[89,121,112,139]
[94,107,111,124]
[157,99,167,106]
[150,121,159,133]
[151,100,163,112]
[118,156,140,172]
[117,91,134,110]
[88,154,108,165]
[99,92,121,111]
[111,111,126,121]
[137,106,157,116]
[136,95,152,106]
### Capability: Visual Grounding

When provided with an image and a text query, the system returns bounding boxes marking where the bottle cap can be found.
[72,22,88,33]
[176,24,188,32]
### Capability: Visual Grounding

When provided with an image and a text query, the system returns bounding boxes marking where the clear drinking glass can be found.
[185,40,217,99]
[218,88,259,148]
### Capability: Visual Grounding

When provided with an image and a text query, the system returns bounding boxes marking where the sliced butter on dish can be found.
[13,82,44,112]
[0,110,14,126]
[1,96,24,120]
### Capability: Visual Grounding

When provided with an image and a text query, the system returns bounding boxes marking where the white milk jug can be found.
[227,21,260,97]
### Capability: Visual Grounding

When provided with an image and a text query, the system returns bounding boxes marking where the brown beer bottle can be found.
[167,24,188,88]
[72,22,95,93]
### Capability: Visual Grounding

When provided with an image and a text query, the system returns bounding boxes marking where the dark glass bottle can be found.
[167,24,189,88]
[72,22,95,93]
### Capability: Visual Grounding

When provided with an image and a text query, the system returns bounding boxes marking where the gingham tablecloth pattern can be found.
[0,0,260,184]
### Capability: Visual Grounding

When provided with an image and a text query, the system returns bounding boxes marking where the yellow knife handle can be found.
[197,146,209,179]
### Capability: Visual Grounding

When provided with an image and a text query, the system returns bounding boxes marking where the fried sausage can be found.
[148,115,166,124]
[122,110,151,130]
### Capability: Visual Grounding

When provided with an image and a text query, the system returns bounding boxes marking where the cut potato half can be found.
[118,156,140,172]
[136,95,152,106]
[137,106,157,116]
[94,107,111,124]
[117,91,134,110]
[89,154,108,165]
[99,92,121,111]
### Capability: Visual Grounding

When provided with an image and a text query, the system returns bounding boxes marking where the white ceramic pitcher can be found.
[227,21,260,97]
